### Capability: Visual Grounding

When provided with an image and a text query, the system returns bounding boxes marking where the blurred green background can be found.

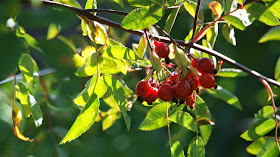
[0,0,280,157]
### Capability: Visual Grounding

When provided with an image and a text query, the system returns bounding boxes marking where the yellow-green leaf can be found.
[188,136,205,157]
[171,141,185,157]
[255,106,274,119]
[169,111,198,132]
[46,23,61,40]
[18,54,38,83]
[257,138,279,157]
[137,33,147,58]
[60,94,99,144]
[247,137,268,155]
[208,1,223,16]
[259,26,280,43]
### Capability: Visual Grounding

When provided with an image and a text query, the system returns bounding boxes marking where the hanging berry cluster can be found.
[136,40,218,109]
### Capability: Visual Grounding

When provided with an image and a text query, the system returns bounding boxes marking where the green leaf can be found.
[264,0,280,19]
[206,23,218,47]
[102,45,137,60]
[139,103,170,131]
[102,75,131,131]
[46,23,61,40]
[223,15,246,30]
[222,24,236,46]
[137,34,147,58]
[127,0,154,7]
[18,54,38,83]
[257,138,280,157]
[60,94,99,144]
[113,0,124,7]
[169,111,198,132]
[149,53,163,73]
[102,108,121,131]
[224,0,237,13]
[255,106,274,119]
[259,26,280,43]
[247,137,269,155]
[23,33,40,51]
[29,94,43,127]
[16,83,32,118]
[164,7,180,34]
[199,125,212,145]
[207,86,242,110]
[188,136,205,157]
[237,0,245,5]
[74,74,107,106]
[171,141,185,157]
[230,9,254,27]
[75,53,102,77]
[121,5,164,30]
[184,0,204,21]
[275,57,280,79]
[240,118,275,141]
[173,46,189,77]
[85,0,97,9]
[245,3,280,26]
[100,57,120,74]
[216,68,248,77]
[194,96,212,120]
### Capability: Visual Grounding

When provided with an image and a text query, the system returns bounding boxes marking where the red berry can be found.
[185,94,196,107]
[191,58,199,69]
[143,87,158,105]
[149,80,158,88]
[174,80,192,100]
[162,80,175,86]
[169,72,178,83]
[187,72,196,80]
[158,83,173,102]
[197,58,214,73]
[188,78,200,91]
[199,73,216,88]
[154,41,170,58]
[136,81,151,97]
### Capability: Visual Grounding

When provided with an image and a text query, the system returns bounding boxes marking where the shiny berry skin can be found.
[199,73,216,88]
[197,58,214,73]
[136,81,151,97]
[188,78,200,91]
[162,80,175,86]
[143,87,158,105]
[174,80,192,100]
[154,41,170,58]
[158,83,173,102]
[149,80,158,88]
[191,58,199,69]
[185,94,196,107]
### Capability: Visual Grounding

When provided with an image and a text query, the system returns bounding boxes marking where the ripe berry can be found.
[185,94,196,107]
[188,78,200,91]
[158,83,173,102]
[187,72,196,80]
[154,40,170,58]
[169,72,178,83]
[197,58,214,73]
[191,58,199,69]
[149,80,158,88]
[199,73,216,88]
[143,87,158,105]
[162,80,175,86]
[174,80,192,100]
[136,81,151,97]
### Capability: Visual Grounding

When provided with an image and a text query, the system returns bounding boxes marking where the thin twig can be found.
[24,0,280,88]
[191,0,202,40]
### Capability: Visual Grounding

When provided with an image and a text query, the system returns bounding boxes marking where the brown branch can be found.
[191,0,202,40]
[28,0,280,88]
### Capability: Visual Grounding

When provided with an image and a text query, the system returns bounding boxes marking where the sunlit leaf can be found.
[23,33,40,51]
[245,3,280,26]
[237,0,245,5]
[169,111,198,132]
[86,21,107,45]
[127,0,153,7]
[171,140,185,157]
[60,94,99,144]
[257,138,279,157]
[224,0,237,13]
[207,86,242,110]
[75,53,102,77]
[102,75,131,130]
[137,33,147,58]
[85,0,97,9]
[184,0,204,21]
[259,26,280,43]
[206,23,218,47]
[222,24,236,46]
[173,46,189,77]
[264,0,280,19]
[149,53,162,73]
[216,68,248,77]
[102,108,121,131]
[274,57,280,79]
[247,137,269,155]
[57,35,76,52]
[18,54,37,83]
[29,94,43,127]
[12,104,34,142]
[240,118,275,141]
[223,15,246,30]
[194,96,212,120]
[72,54,85,68]
[16,83,32,117]
[102,45,136,60]
[230,9,254,27]
[209,1,223,16]
[255,106,274,119]
[46,23,61,40]
[121,5,164,30]
[113,0,124,7]
[164,7,180,34]
[188,136,205,157]
[74,74,107,106]
[199,124,212,145]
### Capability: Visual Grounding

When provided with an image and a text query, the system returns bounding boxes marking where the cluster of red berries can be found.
[135,41,217,108]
